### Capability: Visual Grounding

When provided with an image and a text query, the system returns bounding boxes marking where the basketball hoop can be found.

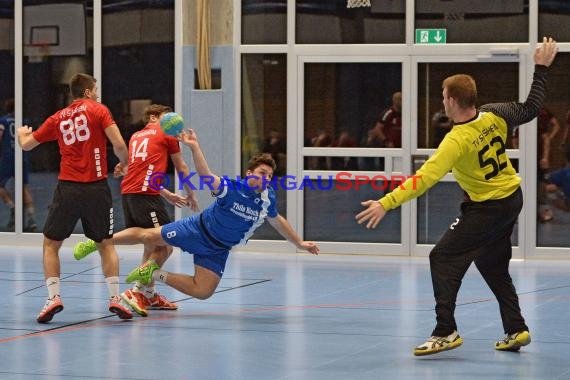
[38,44,51,59]
[26,40,51,61]
[27,43,51,63]
[347,0,371,8]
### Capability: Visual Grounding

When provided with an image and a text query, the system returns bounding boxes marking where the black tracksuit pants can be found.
[429,187,529,337]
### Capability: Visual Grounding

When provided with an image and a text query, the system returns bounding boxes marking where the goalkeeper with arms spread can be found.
[356,37,558,357]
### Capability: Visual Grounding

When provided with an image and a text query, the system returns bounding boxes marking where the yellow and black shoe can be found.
[413,331,463,356]
[495,331,531,351]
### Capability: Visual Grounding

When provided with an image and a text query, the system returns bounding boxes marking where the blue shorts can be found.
[161,215,230,278]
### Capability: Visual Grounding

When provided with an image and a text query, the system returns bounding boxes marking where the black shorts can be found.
[122,194,171,228]
[44,179,113,242]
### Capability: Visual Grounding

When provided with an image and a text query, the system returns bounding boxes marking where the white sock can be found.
[133,282,154,298]
[105,276,120,298]
[152,270,168,283]
[142,286,155,298]
[133,281,145,293]
[46,277,60,299]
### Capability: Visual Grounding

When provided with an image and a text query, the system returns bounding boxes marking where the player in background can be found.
[18,73,133,322]
[0,98,37,231]
[98,104,198,317]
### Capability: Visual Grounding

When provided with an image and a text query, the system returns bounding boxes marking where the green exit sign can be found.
[415,29,447,44]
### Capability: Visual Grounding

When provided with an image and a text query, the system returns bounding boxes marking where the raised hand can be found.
[535,36,558,67]
[178,128,198,147]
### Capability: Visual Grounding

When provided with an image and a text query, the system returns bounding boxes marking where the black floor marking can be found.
[14,266,104,296]
[5,278,271,340]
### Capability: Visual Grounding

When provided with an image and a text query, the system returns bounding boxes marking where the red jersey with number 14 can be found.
[121,122,180,195]
[33,98,115,182]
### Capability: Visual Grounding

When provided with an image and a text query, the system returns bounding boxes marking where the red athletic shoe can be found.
[109,295,133,319]
[37,295,64,323]
[148,293,178,310]
[121,289,150,317]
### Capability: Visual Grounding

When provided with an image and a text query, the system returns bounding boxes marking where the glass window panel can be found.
[303,156,403,172]
[242,0,286,44]
[415,0,528,43]
[23,1,93,233]
[0,2,14,232]
[304,179,401,242]
[417,182,463,244]
[103,0,175,231]
[537,53,570,247]
[305,62,402,170]
[242,54,287,240]
[539,1,570,42]
[296,0,405,44]
[417,62,519,149]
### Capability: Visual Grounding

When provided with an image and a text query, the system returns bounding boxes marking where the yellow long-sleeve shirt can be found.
[380,65,549,211]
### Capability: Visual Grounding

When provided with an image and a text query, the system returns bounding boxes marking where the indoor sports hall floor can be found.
[0,247,569,379]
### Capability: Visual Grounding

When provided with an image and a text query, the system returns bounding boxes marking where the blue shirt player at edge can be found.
[75,128,320,301]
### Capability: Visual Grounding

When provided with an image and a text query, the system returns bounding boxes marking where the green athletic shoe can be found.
[126,260,160,285]
[74,239,97,260]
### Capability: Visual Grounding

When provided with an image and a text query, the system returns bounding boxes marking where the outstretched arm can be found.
[480,37,558,127]
[267,215,319,255]
[178,129,222,194]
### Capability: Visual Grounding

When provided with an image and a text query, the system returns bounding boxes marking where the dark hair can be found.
[247,153,277,172]
[69,73,96,99]
[442,74,477,108]
[3,98,14,114]
[143,104,172,123]
[566,147,570,163]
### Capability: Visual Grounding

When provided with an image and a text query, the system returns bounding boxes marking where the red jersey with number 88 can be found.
[33,98,115,182]
[121,123,180,195]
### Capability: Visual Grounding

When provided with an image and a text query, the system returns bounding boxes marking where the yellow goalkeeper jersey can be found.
[379,65,548,211]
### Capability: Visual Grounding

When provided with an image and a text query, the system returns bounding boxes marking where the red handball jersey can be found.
[33,99,115,182]
[379,106,402,148]
[121,123,180,195]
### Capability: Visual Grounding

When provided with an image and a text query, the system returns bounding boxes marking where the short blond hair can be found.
[442,74,477,108]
